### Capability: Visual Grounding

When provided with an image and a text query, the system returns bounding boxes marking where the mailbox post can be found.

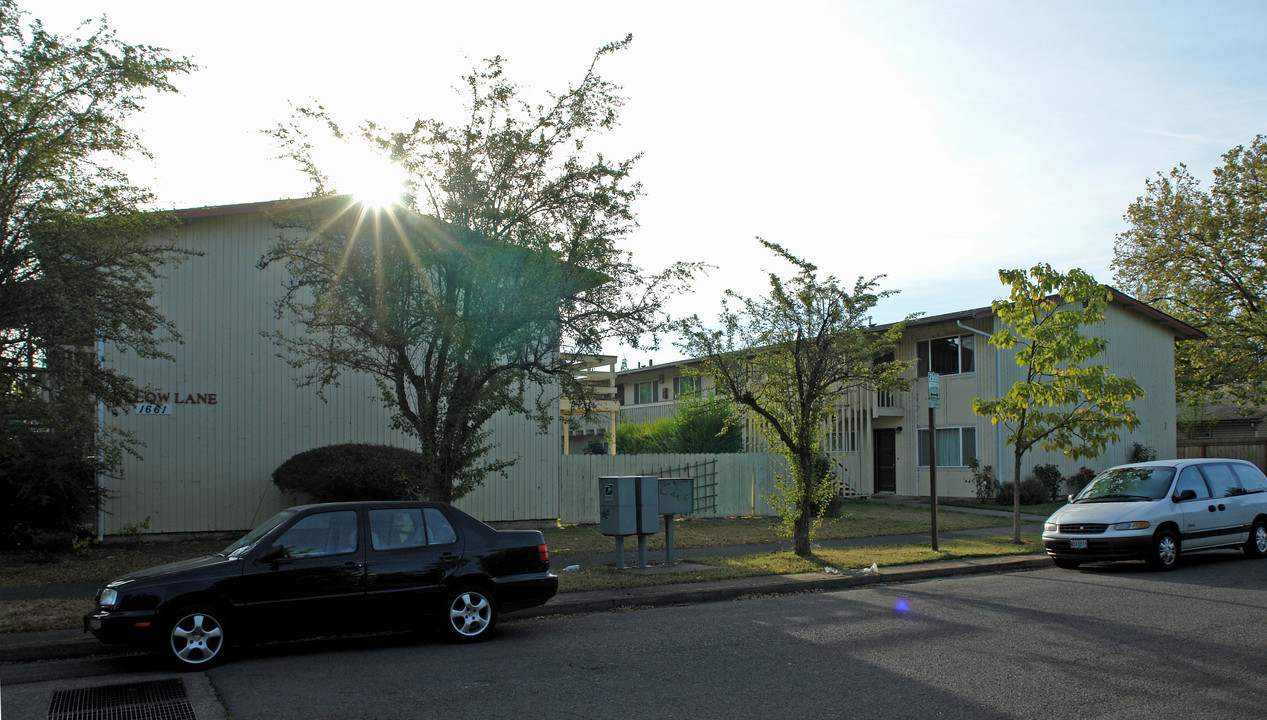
[658,478,694,565]
[599,476,659,568]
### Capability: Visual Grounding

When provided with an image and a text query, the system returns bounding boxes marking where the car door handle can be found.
[440,552,459,563]
[344,561,364,570]
[1218,504,1226,511]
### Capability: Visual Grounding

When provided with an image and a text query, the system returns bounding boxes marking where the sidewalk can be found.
[0,508,1051,665]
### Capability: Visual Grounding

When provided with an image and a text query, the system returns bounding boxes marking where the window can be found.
[635,381,657,404]
[1174,466,1211,500]
[1232,463,1267,493]
[917,426,977,467]
[369,508,427,551]
[276,510,358,558]
[672,375,698,397]
[1200,463,1243,498]
[916,335,975,377]
[424,507,457,544]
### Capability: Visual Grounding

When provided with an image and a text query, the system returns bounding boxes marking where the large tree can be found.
[0,1,194,544]
[677,240,909,557]
[262,37,698,503]
[973,264,1143,543]
[1113,135,1267,408]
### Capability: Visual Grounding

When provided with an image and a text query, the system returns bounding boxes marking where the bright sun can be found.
[316,140,407,209]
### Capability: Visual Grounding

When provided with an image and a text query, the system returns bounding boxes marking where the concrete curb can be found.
[0,554,1053,665]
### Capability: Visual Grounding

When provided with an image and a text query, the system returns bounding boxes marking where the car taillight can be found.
[537,543,551,563]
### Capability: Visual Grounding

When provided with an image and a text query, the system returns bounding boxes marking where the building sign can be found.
[133,390,218,415]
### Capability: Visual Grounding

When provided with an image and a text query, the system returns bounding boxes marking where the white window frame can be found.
[917,426,977,467]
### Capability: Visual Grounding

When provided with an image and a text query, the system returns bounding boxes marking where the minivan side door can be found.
[1193,463,1249,547]
[1174,465,1220,550]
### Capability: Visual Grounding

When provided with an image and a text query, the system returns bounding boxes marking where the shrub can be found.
[1032,463,1063,502]
[996,476,1049,506]
[272,444,427,502]
[615,415,677,454]
[1128,442,1157,463]
[614,396,743,455]
[0,430,103,550]
[1064,466,1096,495]
[583,438,610,455]
[966,458,999,503]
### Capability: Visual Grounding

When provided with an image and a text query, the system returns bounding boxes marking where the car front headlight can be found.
[99,588,118,608]
[1044,522,1058,533]
[1113,521,1151,531]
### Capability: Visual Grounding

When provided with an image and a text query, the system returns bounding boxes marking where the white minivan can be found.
[1043,458,1267,570]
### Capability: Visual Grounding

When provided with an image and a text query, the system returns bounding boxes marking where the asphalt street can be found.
[4,550,1266,719]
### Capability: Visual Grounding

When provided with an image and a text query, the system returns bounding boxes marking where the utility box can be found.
[657,478,694,516]
[599,476,658,536]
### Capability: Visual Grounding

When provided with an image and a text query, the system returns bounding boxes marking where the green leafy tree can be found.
[0,1,194,545]
[973,264,1143,543]
[678,239,909,556]
[1113,136,1266,407]
[262,37,698,503]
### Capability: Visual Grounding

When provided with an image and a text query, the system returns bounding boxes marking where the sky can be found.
[26,0,1267,364]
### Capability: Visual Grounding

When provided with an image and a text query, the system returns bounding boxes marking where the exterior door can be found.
[874,429,897,493]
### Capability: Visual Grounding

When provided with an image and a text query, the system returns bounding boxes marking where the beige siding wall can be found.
[104,211,558,535]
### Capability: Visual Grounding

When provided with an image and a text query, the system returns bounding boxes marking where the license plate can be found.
[1069,539,1088,550]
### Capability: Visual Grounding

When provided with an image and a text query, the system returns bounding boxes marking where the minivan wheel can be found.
[163,605,229,669]
[1245,519,1267,558]
[441,586,497,642]
[1145,529,1180,571]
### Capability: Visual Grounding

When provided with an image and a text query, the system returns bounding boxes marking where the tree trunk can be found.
[793,452,813,556]
[1012,451,1023,544]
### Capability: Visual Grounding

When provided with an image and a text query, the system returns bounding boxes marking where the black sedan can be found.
[84,501,558,668]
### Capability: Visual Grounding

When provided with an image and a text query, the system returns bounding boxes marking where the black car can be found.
[84,501,557,668]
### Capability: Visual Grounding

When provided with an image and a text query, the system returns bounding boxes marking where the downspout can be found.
[96,339,106,543]
[957,320,1005,488]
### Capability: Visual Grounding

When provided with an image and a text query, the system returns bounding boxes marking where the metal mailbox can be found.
[599,476,659,536]
[657,478,694,516]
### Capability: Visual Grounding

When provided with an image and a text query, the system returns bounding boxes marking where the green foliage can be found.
[582,438,610,455]
[1128,442,1157,463]
[0,427,101,549]
[615,414,678,454]
[0,1,195,542]
[263,38,699,504]
[996,476,1049,507]
[1064,466,1096,495]
[272,444,429,502]
[973,264,1143,542]
[615,393,743,455]
[677,240,912,556]
[1032,463,1063,502]
[1113,135,1267,407]
[966,458,1000,504]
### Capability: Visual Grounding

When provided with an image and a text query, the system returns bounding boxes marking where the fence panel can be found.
[1177,441,1267,471]
[558,453,781,524]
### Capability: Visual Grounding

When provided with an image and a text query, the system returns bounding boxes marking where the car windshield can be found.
[220,509,297,558]
[1074,467,1176,502]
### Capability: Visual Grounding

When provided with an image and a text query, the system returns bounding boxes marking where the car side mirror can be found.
[257,544,286,564]
[1174,489,1197,502]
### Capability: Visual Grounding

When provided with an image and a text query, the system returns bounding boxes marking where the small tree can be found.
[0,2,194,544]
[679,240,909,556]
[973,264,1143,543]
[262,38,698,503]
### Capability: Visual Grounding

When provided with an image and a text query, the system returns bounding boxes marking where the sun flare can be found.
[316,140,407,209]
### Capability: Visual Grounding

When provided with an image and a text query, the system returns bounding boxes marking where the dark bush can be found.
[996,477,1049,507]
[0,430,102,550]
[1064,466,1096,495]
[1032,463,1063,502]
[272,444,426,502]
[1128,442,1157,463]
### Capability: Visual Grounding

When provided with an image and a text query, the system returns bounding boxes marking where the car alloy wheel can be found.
[165,606,227,668]
[1147,530,1180,571]
[444,587,497,642]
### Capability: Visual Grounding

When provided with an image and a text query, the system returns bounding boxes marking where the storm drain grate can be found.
[48,678,197,720]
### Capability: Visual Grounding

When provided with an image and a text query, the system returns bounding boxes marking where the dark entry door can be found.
[874,429,897,493]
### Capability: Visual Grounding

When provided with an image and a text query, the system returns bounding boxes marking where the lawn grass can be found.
[0,539,228,588]
[555,534,1045,593]
[544,500,1012,556]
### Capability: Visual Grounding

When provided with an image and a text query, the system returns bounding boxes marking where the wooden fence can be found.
[1176,440,1267,471]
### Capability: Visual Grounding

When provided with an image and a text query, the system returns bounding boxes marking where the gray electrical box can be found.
[599,476,659,536]
[658,478,694,515]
